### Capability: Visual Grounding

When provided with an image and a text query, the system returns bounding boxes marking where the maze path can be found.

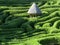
[0,0,60,45]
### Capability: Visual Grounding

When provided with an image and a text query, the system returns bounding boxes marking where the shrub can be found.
[0,17,27,28]
[39,37,58,45]
[53,20,60,29]
[21,22,33,33]
[42,23,51,27]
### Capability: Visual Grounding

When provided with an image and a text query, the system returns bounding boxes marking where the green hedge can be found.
[39,37,58,45]
[0,17,28,28]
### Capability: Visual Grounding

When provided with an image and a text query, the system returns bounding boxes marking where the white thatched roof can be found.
[27,2,41,14]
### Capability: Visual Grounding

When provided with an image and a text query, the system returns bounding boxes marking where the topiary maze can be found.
[0,0,60,45]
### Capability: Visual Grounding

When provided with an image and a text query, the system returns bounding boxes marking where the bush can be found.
[21,22,33,33]
[0,17,28,28]
[42,23,51,27]
[39,37,58,45]
[53,20,60,29]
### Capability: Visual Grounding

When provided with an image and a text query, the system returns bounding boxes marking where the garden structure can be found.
[27,2,41,17]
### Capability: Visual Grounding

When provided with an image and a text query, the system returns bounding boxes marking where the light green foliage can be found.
[42,23,51,27]
[0,0,60,45]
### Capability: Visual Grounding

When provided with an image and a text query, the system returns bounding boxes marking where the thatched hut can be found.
[27,2,41,17]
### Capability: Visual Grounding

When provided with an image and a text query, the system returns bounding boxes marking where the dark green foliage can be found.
[0,0,60,45]
[39,37,58,45]
[0,28,25,42]
[21,22,33,32]
[0,17,28,28]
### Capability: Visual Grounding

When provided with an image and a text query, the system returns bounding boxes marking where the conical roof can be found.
[27,2,41,14]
